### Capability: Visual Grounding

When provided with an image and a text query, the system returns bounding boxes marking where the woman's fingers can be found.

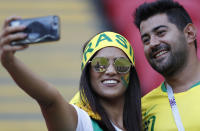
[0,15,26,48]
[0,32,27,46]
[3,16,21,29]
[3,44,28,52]
[0,16,28,63]
[1,25,26,37]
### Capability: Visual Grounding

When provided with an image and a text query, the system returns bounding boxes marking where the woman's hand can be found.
[0,16,78,131]
[0,16,28,66]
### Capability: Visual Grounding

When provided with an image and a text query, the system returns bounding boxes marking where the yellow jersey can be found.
[142,82,200,131]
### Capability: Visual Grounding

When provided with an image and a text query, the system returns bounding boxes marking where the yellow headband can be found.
[81,31,135,70]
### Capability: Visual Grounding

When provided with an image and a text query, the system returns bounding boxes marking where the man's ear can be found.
[184,23,196,44]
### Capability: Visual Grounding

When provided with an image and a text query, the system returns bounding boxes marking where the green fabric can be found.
[161,82,167,92]
[191,81,200,88]
[161,81,200,92]
[91,119,103,131]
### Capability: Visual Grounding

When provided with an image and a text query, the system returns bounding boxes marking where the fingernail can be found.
[21,33,27,36]
[20,25,26,29]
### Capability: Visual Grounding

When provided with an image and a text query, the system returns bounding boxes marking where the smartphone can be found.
[10,15,60,46]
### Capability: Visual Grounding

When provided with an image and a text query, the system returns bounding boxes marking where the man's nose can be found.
[150,35,160,48]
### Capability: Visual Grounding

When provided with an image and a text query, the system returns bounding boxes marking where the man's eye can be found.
[142,38,150,45]
[157,30,166,36]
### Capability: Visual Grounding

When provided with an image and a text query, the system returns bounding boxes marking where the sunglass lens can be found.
[91,57,108,72]
[114,58,131,73]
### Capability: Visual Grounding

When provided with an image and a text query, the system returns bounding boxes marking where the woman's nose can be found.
[105,63,117,75]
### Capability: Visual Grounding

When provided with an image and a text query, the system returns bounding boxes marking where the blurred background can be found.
[0,0,109,130]
[0,0,199,130]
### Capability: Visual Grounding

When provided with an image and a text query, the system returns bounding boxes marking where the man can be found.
[134,0,200,130]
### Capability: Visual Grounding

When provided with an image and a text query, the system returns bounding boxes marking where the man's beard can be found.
[148,43,188,77]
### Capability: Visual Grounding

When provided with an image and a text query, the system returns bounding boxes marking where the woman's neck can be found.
[99,96,125,130]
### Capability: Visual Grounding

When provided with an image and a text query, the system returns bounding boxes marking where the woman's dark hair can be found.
[134,0,197,49]
[79,40,142,130]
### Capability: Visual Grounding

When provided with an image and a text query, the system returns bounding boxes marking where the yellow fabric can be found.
[70,91,101,120]
[81,31,135,70]
[142,82,200,131]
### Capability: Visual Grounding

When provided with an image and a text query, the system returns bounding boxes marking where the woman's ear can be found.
[184,23,196,44]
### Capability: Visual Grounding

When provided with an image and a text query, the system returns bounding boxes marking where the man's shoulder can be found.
[142,82,166,101]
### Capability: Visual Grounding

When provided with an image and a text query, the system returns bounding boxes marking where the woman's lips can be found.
[102,79,119,87]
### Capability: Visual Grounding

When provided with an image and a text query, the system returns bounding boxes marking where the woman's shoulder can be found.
[71,104,94,131]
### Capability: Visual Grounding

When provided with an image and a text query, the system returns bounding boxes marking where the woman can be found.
[0,16,141,131]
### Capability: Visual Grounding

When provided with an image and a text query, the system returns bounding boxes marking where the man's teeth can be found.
[103,80,117,84]
[156,50,167,57]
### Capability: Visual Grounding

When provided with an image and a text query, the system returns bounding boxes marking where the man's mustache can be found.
[150,43,170,58]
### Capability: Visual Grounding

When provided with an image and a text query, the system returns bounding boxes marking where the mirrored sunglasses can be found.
[90,57,132,73]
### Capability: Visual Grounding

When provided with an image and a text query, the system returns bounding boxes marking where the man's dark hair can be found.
[134,0,197,49]
[79,39,142,130]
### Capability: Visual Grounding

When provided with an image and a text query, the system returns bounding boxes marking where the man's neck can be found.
[165,58,200,93]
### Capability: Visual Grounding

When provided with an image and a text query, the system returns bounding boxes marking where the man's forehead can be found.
[140,14,169,34]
